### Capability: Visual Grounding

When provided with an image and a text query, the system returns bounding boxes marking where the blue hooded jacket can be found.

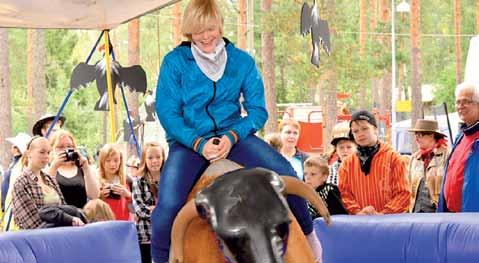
[155,39,267,153]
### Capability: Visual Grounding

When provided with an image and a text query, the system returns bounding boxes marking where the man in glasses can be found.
[439,82,479,212]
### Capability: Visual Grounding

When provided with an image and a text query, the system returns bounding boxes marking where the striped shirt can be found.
[338,143,410,215]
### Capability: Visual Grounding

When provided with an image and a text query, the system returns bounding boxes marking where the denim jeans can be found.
[150,134,313,262]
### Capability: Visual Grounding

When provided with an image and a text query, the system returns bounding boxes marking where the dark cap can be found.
[32,114,66,136]
[350,110,377,128]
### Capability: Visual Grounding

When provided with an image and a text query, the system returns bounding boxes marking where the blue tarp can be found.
[0,221,140,263]
[314,213,479,263]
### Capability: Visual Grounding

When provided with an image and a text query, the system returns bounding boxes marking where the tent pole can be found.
[103,30,117,143]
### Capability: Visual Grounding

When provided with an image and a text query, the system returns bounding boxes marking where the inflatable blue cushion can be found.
[314,213,479,263]
[0,221,140,263]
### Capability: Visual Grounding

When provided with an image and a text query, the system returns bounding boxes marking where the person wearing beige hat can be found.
[327,121,356,186]
[407,119,449,213]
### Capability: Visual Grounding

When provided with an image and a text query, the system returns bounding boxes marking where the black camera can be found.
[64,149,81,167]
[64,149,79,162]
[107,184,121,200]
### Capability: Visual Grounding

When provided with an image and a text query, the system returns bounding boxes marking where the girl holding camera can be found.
[132,142,165,263]
[48,130,99,209]
[12,136,84,229]
[98,144,132,221]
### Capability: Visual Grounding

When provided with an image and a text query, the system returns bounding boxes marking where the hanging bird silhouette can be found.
[144,90,156,122]
[69,45,147,111]
[300,0,331,67]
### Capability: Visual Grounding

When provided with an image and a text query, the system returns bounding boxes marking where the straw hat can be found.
[6,132,31,154]
[331,121,353,146]
[408,119,447,137]
[32,114,66,136]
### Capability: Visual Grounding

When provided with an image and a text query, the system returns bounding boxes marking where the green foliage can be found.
[6,0,477,154]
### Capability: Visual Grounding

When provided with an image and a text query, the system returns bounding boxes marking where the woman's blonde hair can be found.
[21,135,46,167]
[181,0,224,40]
[137,142,165,195]
[48,129,78,160]
[279,118,301,133]
[83,199,115,222]
[98,144,125,185]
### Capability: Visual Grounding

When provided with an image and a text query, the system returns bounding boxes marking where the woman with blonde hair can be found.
[132,142,165,263]
[153,0,323,262]
[12,136,84,229]
[98,144,131,221]
[48,129,99,208]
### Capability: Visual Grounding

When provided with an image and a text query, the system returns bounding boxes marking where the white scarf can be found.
[191,38,227,82]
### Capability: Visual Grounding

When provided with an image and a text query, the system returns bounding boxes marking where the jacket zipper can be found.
[205,81,219,137]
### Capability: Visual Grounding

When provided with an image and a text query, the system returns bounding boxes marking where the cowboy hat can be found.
[6,132,31,154]
[32,114,66,136]
[408,119,447,137]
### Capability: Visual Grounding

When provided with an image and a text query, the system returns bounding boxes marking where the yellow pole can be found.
[103,31,116,142]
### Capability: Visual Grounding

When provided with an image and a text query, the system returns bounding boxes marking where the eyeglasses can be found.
[414,132,433,138]
[455,99,476,107]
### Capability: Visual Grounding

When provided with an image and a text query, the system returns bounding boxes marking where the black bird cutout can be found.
[144,90,156,122]
[300,0,331,67]
[69,46,147,111]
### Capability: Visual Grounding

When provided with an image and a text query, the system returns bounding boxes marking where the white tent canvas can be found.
[0,0,179,29]
[465,36,479,86]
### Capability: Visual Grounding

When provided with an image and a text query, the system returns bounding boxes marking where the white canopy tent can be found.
[0,0,179,29]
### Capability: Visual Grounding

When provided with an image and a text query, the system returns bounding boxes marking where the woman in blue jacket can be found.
[152,0,323,262]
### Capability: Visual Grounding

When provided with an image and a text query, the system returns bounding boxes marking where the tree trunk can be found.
[172,3,182,45]
[237,0,247,50]
[379,0,390,23]
[410,0,422,152]
[360,0,367,56]
[0,29,12,168]
[128,19,140,118]
[380,70,392,114]
[454,0,462,84]
[323,0,337,153]
[27,29,46,132]
[247,0,255,53]
[370,0,378,32]
[128,19,141,157]
[261,0,278,134]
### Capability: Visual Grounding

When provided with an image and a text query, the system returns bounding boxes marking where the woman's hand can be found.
[112,184,131,198]
[210,135,232,162]
[100,185,111,199]
[71,217,85,226]
[202,137,221,160]
[51,151,67,169]
[76,151,89,168]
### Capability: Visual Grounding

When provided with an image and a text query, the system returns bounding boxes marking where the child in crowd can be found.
[304,156,347,218]
[12,136,84,229]
[132,142,165,263]
[264,133,283,152]
[327,122,356,186]
[83,199,116,222]
[98,144,132,221]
